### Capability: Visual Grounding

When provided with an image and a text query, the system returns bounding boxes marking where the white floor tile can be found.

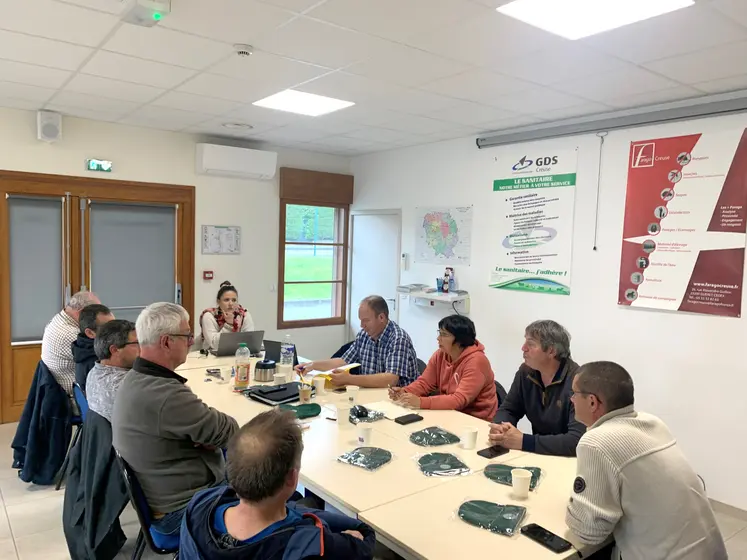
[0,507,13,541]
[0,423,22,481]
[727,527,747,558]
[6,494,64,539]
[0,477,59,506]
[0,538,18,560]
[716,509,747,541]
[15,527,69,560]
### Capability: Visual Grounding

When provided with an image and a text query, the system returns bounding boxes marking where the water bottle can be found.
[280,334,295,367]
[234,343,251,391]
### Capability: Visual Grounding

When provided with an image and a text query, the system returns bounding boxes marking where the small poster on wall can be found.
[488,148,578,296]
[618,130,747,317]
[414,206,473,265]
[202,225,241,255]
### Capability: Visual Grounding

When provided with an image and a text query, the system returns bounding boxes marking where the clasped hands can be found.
[387,386,421,408]
[487,422,523,450]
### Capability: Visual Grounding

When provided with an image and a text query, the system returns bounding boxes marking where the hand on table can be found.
[328,369,353,387]
[488,422,523,450]
[388,386,404,401]
[393,391,421,409]
[342,530,364,540]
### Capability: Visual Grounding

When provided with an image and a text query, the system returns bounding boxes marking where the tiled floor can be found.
[0,420,745,559]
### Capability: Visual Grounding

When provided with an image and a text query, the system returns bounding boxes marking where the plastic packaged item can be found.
[348,409,385,425]
[409,426,460,447]
[417,452,470,477]
[279,403,321,420]
[280,334,295,366]
[484,464,542,491]
[337,447,392,472]
[234,343,251,391]
[457,500,526,537]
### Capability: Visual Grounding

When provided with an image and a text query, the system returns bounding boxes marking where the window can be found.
[278,168,353,329]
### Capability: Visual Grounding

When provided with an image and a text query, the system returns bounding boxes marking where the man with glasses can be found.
[566,361,726,560]
[113,303,239,537]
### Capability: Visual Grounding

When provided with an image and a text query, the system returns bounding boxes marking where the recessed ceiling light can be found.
[222,122,254,130]
[497,0,694,40]
[252,89,355,117]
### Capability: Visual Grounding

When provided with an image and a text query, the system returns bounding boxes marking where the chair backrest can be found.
[73,383,88,422]
[416,359,427,375]
[495,381,507,407]
[116,451,155,534]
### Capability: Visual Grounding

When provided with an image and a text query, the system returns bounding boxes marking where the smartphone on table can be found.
[476,445,510,459]
[521,523,573,553]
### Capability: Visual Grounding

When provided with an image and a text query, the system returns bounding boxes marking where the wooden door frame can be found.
[0,171,195,423]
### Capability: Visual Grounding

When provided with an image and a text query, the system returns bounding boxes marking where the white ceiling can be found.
[0,0,746,155]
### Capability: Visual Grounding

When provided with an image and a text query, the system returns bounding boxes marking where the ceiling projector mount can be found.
[121,0,172,27]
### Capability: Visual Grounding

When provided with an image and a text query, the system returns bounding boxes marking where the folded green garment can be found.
[458,500,526,537]
[409,426,460,447]
[337,447,392,472]
[484,464,542,490]
[278,403,321,419]
[417,452,469,477]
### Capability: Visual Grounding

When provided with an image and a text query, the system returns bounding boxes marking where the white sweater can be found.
[566,406,727,560]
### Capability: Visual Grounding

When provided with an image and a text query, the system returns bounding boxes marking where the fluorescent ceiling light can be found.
[253,89,354,116]
[497,0,695,40]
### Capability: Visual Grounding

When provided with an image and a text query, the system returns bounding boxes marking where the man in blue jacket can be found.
[180,409,376,560]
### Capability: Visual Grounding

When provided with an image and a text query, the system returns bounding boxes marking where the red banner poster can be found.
[618,130,747,317]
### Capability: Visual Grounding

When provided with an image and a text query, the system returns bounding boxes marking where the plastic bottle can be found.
[234,343,251,391]
[280,333,295,367]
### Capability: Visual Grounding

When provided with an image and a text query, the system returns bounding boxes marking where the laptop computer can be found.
[214,330,264,357]
[263,339,299,366]
[243,382,313,406]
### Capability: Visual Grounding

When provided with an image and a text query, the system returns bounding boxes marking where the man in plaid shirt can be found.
[297,295,419,388]
[41,291,100,395]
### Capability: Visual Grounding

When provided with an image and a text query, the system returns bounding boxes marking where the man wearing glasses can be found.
[113,303,239,538]
[566,361,726,560]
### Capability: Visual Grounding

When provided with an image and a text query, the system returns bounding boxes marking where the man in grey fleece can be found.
[112,302,239,537]
[489,320,584,457]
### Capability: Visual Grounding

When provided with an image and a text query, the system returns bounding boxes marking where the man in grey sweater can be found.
[112,303,239,537]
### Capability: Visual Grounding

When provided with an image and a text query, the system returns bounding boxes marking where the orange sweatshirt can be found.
[404,341,498,421]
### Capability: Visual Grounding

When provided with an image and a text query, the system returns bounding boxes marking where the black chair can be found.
[55,383,86,491]
[416,358,427,375]
[115,451,180,559]
[495,381,507,407]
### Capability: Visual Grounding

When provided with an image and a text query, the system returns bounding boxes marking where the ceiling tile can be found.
[489,86,590,113]
[0,96,45,111]
[554,67,679,103]
[298,72,400,104]
[120,105,214,131]
[434,100,516,126]
[184,118,280,138]
[63,74,164,103]
[711,0,747,27]
[54,0,128,14]
[376,114,456,135]
[255,0,321,13]
[493,44,631,86]
[253,16,395,68]
[306,0,488,43]
[602,86,705,109]
[161,0,294,44]
[0,81,57,103]
[534,103,612,122]
[291,115,360,135]
[344,127,413,143]
[251,125,333,142]
[0,0,119,46]
[222,104,302,126]
[581,3,747,64]
[310,104,407,127]
[151,92,243,115]
[0,29,92,71]
[48,91,142,114]
[644,41,747,84]
[0,59,71,88]
[306,135,381,150]
[373,88,462,115]
[209,50,330,88]
[178,73,279,103]
[405,10,564,68]
[347,43,472,87]
[693,74,747,94]
[103,25,234,70]
[80,51,197,89]
[423,125,480,142]
[45,102,127,122]
[478,115,545,133]
[422,69,534,104]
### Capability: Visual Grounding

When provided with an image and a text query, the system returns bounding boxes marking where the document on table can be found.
[365,400,413,420]
[303,363,361,379]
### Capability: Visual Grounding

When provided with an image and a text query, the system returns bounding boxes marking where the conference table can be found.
[176,352,595,559]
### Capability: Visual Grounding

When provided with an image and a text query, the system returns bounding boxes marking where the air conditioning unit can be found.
[195,143,278,180]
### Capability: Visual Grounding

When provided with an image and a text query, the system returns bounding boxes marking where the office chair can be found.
[54,383,87,490]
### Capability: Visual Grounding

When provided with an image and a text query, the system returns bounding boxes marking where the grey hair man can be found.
[41,291,101,395]
[489,320,584,456]
[567,362,727,560]
[112,303,239,537]
[85,320,139,422]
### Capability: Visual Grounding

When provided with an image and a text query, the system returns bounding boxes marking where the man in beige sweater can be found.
[566,361,726,560]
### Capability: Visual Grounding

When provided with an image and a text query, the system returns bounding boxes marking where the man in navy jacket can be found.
[179,410,375,560]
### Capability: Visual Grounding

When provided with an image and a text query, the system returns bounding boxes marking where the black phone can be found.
[476,445,510,459]
[394,413,423,425]
[521,523,573,553]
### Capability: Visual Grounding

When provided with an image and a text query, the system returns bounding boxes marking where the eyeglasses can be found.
[120,341,139,347]
[169,332,195,344]
[436,330,453,338]
[570,390,602,403]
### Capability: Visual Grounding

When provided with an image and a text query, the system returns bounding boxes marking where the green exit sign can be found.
[86,159,113,172]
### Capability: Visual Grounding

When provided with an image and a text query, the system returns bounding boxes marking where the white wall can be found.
[352,113,747,511]
[0,107,350,359]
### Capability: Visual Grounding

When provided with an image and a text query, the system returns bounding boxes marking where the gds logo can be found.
[512,156,533,171]
[512,155,559,172]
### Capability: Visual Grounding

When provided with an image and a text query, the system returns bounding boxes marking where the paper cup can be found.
[277,363,293,377]
[299,385,312,404]
[273,373,286,385]
[337,404,351,425]
[346,385,359,405]
[460,427,478,450]
[312,376,326,395]
[511,468,532,499]
[357,424,373,445]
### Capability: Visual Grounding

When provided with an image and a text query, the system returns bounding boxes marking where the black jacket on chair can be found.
[63,410,129,560]
[11,360,72,485]
[72,334,97,393]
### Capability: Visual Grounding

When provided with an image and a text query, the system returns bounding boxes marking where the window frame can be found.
[277,199,350,329]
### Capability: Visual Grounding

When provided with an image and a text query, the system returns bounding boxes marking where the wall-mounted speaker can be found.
[37,110,62,143]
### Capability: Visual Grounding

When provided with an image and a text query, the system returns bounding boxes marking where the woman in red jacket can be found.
[389,315,498,421]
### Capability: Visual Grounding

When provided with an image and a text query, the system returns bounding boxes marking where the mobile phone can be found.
[521,523,573,553]
[476,445,510,459]
[394,413,423,425]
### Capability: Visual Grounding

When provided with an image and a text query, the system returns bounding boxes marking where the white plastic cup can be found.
[337,404,351,425]
[312,377,326,396]
[511,468,532,499]
[277,363,293,378]
[273,373,286,386]
[346,385,360,405]
[357,424,373,445]
[460,427,478,450]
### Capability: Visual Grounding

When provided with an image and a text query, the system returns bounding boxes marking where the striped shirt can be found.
[41,311,78,395]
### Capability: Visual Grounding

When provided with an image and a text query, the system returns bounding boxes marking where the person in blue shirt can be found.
[179,409,376,560]
[296,295,419,388]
